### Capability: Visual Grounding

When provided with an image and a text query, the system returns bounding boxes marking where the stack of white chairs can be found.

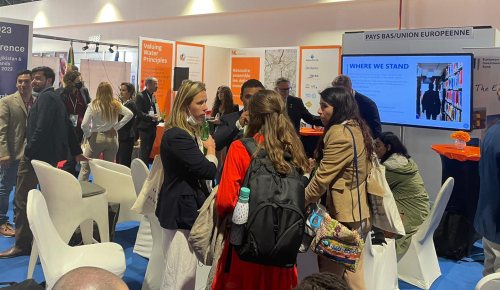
[364,231,399,290]
[28,160,110,279]
[397,177,455,289]
[27,189,126,290]
[89,159,141,223]
[475,272,500,290]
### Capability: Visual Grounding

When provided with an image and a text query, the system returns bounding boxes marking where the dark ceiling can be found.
[0,0,40,7]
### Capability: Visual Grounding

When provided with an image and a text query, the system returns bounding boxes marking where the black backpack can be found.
[233,138,306,268]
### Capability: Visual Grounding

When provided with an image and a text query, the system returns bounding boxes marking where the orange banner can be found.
[139,38,174,115]
[231,57,260,105]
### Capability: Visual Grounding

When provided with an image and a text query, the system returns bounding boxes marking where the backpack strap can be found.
[343,124,365,239]
[240,137,258,156]
[240,138,259,188]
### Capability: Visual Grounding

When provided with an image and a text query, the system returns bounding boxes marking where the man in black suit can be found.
[213,79,265,151]
[136,77,160,164]
[0,66,86,258]
[421,83,441,120]
[332,75,382,139]
[275,78,322,132]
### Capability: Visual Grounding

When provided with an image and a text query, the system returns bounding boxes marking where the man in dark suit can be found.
[332,75,382,139]
[275,77,322,132]
[213,79,264,151]
[136,77,160,164]
[0,66,86,258]
[421,83,441,120]
[474,121,500,276]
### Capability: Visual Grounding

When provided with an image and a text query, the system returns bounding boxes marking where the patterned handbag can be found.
[309,124,366,272]
[309,204,364,272]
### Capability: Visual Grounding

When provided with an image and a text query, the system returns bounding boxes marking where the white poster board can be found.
[175,42,204,82]
[299,46,342,115]
[79,60,131,99]
[472,56,500,138]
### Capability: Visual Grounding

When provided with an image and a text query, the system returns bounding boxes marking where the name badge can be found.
[69,114,78,127]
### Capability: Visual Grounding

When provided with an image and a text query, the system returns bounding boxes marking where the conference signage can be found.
[364,27,474,41]
[299,46,342,115]
[0,18,32,99]
[230,57,260,105]
[175,42,204,82]
[472,57,500,138]
[139,37,174,115]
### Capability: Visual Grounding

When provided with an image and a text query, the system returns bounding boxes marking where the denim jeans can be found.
[0,160,20,225]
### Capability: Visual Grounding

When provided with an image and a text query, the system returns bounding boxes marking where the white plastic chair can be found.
[27,189,126,290]
[90,159,141,223]
[132,158,154,259]
[398,177,455,289]
[28,160,109,279]
[364,231,399,290]
[475,272,500,290]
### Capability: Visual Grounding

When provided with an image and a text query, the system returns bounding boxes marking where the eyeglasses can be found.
[278,88,290,92]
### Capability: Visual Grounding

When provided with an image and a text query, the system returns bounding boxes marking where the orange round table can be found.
[431,144,480,162]
[432,143,480,259]
[299,128,323,157]
[299,127,324,137]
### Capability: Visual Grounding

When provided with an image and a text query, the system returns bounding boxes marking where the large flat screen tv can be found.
[341,53,473,131]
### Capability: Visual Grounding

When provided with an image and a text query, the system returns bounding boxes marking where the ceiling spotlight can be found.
[95,44,99,53]
[82,43,89,51]
[108,45,114,53]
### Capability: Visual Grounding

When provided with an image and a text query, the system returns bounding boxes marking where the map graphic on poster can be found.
[264,49,297,95]
[299,46,341,115]
[0,18,32,98]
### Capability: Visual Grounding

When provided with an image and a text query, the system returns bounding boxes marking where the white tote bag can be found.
[368,158,406,236]
[131,155,164,215]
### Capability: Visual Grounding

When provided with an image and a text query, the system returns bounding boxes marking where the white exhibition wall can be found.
[79,60,131,99]
[343,27,496,203]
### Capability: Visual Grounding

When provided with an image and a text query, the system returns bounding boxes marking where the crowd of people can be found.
[0,66,443,289]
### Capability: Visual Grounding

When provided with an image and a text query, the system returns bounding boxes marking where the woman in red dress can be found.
[212,89,309,290]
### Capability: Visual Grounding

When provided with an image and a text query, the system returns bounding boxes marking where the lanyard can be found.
[69,94,79,114]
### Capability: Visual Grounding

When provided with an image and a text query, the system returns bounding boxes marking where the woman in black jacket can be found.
[116,82,137,167]
[156,80,217,290]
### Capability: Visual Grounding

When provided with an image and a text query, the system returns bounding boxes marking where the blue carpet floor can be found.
[0,191,485,290]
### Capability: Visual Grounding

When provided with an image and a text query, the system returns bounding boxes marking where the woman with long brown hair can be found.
[78,82,133,181]
[211,86,239,119]
[212,90,309,290]
[305,86,374,290]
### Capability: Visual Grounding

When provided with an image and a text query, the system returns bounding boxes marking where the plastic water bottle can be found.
[200,115,210,141]
[230,187,251,246]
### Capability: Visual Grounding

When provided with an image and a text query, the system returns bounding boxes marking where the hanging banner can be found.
[175,41,204,82]
[299,45,342,115]
[0,18,32,98]
[139,37,174,115]
[230,57,260,105]
[472,57,500,139]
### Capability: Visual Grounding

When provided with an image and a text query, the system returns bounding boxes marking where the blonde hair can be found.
[91,82,121,122]
[164,80,206,136]
[245,90,309,175]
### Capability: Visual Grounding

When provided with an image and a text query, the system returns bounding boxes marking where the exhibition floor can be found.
[0,192,485,290]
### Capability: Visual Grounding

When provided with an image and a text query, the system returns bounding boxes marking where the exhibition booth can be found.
[1,0,500,288]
